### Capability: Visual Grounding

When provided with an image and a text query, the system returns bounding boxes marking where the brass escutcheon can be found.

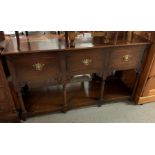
[32,63,45,71]
[123,55,131,62]
[82,58,92,66]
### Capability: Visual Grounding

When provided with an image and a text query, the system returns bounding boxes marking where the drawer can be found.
[66,49,106,74]
[8,53,62,84]
[110,46,146,70]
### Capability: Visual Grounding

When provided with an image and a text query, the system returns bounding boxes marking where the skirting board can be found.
[135,95,155,104]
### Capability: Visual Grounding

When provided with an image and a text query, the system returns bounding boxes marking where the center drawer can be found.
[66,49,107,74]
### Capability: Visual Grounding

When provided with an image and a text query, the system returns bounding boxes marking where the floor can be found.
[25,101,155,123]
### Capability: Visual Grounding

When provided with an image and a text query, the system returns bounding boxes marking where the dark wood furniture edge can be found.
[0,46,20,122]
[134,32,155,103]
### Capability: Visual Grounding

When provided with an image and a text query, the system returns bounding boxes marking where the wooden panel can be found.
[0,101,13,113]
[0,73,4,86]
[139,40,155,98]
[148,89,155,96]
[0,50,18,121]
[110,46,146,70]
[149,59,155,77]
[134,34,155,104]
[0,60,6,86]
[0,85,13,113]
[0,112,20,122]
[143,76,155,96]
[0,87,8,102]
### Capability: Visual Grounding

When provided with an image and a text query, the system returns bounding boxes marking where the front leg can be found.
[98,75,106,107]
[16,87,27,121]
[131,71,140,100]
[62,84,68,113]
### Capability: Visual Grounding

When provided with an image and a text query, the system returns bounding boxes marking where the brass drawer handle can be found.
[123,55,131,62]
[32,63,45,71]
[82,58,92,66]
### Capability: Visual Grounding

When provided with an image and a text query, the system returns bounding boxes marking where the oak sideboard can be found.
[0,31,153,121]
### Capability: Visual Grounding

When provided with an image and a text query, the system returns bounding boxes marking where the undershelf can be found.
[67,78,131,109]
[23,78,131,117]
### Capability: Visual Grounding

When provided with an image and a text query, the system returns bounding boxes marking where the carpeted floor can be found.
[25,101,155,123]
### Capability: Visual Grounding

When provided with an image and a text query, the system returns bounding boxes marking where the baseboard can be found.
[135,95,155,104]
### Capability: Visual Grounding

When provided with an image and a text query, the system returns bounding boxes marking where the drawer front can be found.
[8,53,62,84]
[110,46,146,70]
[66,49,106,74]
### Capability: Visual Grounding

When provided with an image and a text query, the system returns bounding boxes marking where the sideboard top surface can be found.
[1,33,151,55]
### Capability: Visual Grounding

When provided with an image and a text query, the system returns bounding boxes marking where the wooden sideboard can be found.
[0,32,151,120]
